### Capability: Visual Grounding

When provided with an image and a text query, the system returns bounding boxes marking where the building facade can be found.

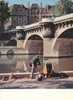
[5,4,28,30]
[5,3,54,30]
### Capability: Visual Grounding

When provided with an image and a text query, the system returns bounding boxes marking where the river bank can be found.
[0,77,73,89]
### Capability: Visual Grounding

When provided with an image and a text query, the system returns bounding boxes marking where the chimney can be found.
[28,0,31,8]
[40,1,43,8]
[39,1,43,20]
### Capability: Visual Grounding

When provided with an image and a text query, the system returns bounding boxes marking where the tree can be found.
[0,0,10,33]
[53,0,73,16]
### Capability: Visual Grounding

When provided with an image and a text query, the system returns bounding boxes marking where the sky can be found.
[5,0,59,7]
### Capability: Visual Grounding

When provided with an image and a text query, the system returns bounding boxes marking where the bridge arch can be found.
[52,28,73,71]
[56,25,73,38]
[23,33,43,54]
[6,39,17,46]
[52,27,73,51]
[23,33,43,48]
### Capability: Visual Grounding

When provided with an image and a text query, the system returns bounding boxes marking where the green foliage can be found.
[0,0,10,32]
[53,0,73,16]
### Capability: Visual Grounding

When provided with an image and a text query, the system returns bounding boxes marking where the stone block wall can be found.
[17,40,24,48]
[54,38,73,57]
[24,40,43,54]
[43,38,54,57]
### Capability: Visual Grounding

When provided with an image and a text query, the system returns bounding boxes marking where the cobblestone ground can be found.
[0,77,73,89]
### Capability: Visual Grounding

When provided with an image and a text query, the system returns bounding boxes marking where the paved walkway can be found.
[0,77,73,89]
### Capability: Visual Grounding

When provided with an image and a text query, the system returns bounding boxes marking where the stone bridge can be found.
[16,14,73,54]
[15,13,73,72]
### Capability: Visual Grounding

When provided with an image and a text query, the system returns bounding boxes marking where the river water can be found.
[0,55,73,73]
[0,55,43,73]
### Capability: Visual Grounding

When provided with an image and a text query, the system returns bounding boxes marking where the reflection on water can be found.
[0,55,73,73]
[0,55,43,73]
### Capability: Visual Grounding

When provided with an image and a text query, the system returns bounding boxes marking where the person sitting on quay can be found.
[37,62,54,81]
[8,72,14,82]
[43,62,54,78]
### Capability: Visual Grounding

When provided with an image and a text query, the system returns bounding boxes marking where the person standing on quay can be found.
[33,56,41,73]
